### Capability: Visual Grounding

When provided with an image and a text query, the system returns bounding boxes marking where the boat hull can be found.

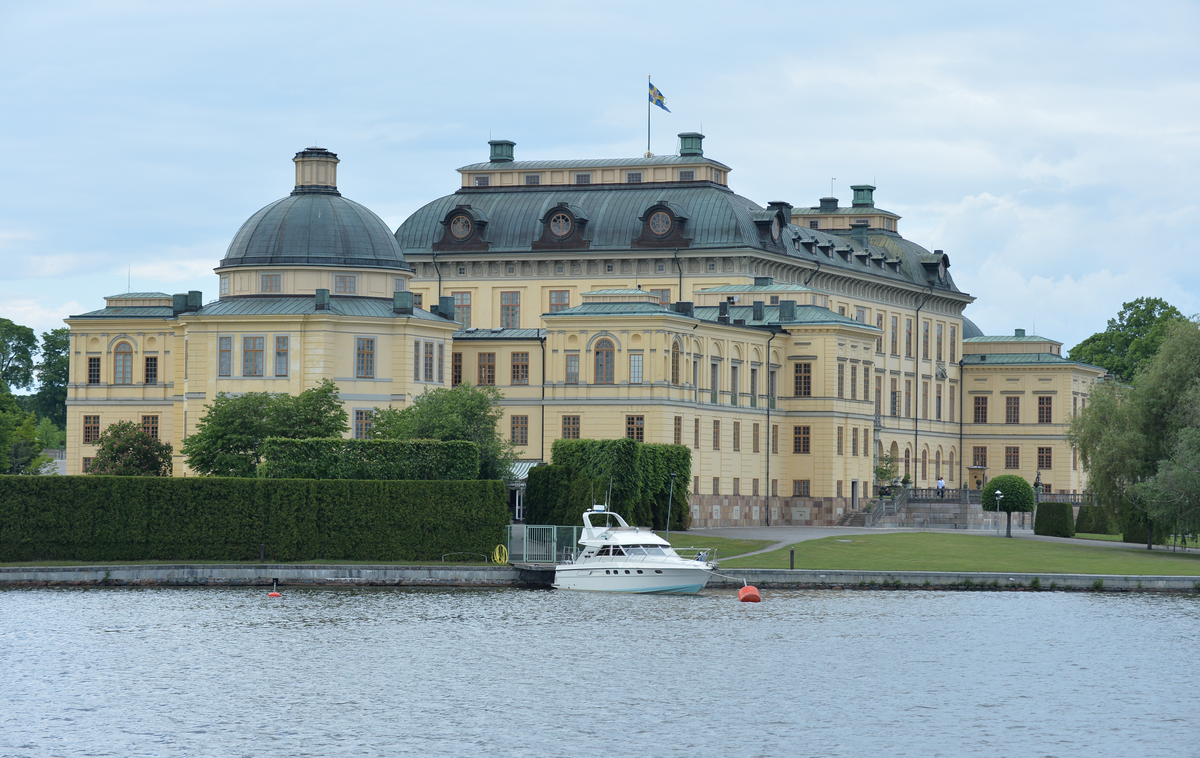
[553,564,711,594]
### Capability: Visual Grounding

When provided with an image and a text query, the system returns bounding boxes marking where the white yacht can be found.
[553,505,716,594]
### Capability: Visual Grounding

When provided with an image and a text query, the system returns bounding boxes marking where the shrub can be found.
[259,438,479,480]
[0,475,508,563]
[1034,502,1076,538]
[1075,504,1114,535]
[1120,506,1167,545]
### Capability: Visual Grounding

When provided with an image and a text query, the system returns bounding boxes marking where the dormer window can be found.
[474,175,490,187]
[450,215,473,240]
[575,173,591,184]
[549,211,573,238]
[524,174,541,185]
[679,170,695,181]
[626,172,643,183]
[649,211,673,237]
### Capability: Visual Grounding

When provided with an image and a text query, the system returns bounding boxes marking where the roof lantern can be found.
[678,132,705,156]
[819,197,838,212]
[1015,328,1026,337]
[489,140,515,163]
[292,147,339,195]
[851,184,876,208]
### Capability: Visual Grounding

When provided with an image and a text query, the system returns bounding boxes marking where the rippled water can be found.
[1,587,1196,758]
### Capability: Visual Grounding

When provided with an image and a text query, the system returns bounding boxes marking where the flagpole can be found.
[647,74,651,155]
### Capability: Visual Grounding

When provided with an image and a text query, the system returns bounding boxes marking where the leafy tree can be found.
[1133,426,1200,546]
[181,379,349,476]
[34,417,65,450]
[0,318,38,390]
[981,474,1035,538]
[6,412,51,475]
[372,382,516,482]
[874,452,899,487]
[1068,297,1184,382]
[32,328,70,428]
[86,420,173,476]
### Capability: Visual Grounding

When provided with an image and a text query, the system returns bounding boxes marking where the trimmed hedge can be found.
[1034,502,1076,538]
[0,475,507,563]
[1075,504,1114,535]
[258,438,479,480]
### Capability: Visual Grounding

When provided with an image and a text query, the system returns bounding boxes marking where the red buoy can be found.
[268,591,281,598]
[738,585,761,602]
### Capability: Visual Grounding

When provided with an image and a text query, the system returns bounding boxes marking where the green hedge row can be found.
[0,475,507,563]
[258,438,479,480]
[1075,504,1115,535]
[1034,503,1076,538]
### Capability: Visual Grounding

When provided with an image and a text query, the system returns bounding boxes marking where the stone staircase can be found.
[835,511,867,527]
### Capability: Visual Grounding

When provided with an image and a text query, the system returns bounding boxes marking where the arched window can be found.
[949,450,955,482]
[904,448,911,478]
[594,339,615,384]
[921,449,928,481]
[935,450,942,479]
[114,342,133,385]
[671,341,681,385]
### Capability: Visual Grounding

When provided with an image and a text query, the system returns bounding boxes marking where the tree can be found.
[34,417,65,450]
[32,328,70,428]
[1068,297,1184,382]
[874,452,899,487]
[181,379,349,476]
[372,382,516,482]
[0,318,38,390]
[981,474,1035,538]
[6,411,52,474]
[87,420,173,476]
[1133,426,1200,548]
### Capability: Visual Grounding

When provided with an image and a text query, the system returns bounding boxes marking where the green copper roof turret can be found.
[678,132,704,156]
[489,140,515,163]
[851,185,876,207]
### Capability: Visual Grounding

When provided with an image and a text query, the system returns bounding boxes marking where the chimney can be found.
[1015,328,1026,337]
[678,132,704,156]
[851,184,876,208]
[674,301,694,318]
[392,290,413,315]
[779,300,796,320]
[439,295,456,321]
[292,147,340,195]
[488,140,515,163]
[315,288,330,310]
[718,314,730,325]
[172,293,188,315]
[187,291,202,312]
[752,301,765,321]
[718,301,729,318]
[819,197,839,212]
[754,276,774,287]
[733,318,746,326]
[849,221,869,248]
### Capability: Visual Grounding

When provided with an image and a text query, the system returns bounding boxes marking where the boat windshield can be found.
[620,545,674,557]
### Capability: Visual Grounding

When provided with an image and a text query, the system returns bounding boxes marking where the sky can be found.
[1,0,1198,356]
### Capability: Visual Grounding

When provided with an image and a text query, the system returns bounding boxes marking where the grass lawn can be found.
[1075,533,1124,542]
[720,532,1200,576]
[655,532,775,560]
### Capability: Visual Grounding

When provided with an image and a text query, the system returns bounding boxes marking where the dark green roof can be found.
[965,334,1060,344]
[544,302,675,317]
[696,284,814,293]
[961,315,984,339]
[70,306,176,319]
[453,328,545,340]
[104,292,171,299]
[961,353,1104,371]
[458,155,731,172]
[694,304,880,329]
[197,296,451,321]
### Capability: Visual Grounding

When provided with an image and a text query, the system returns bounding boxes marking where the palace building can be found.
[64,136,1105,526]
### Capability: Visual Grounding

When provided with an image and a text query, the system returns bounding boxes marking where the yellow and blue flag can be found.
[649,82,670,112]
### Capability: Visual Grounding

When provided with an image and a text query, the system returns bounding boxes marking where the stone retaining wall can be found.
[710,569,1198,592]
[689,495,867,528]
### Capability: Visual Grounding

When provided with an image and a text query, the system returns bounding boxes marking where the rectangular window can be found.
[88,356,100,384]
[949,326,957,362]
[261,274,281,293]
[218,337,231,377]
[334,275,356,294]
[438,343,444,383]
[753,479,759,496]
[524,174,540,185]
[1005,446,1020,469]
[452,292,472,329]
[626,172,643,183]
[771,479,778,497]
[563,415,580,440]
[478,353,495,385]
[772,424,779,454]
[274,336,288,377]
[876,314,884,352]
[973,446,987,468]
[695,475,700,495]
[1072,448,1078,471]
[630,354,643,384]
[949,385,956,423]
[793,425,811,454]
[733,478,740,496]
[394,277,405,292]
[710,363,719,403]
[713,477,720,495]
[574,173,591,184]
[243,337,264,377]
[730,365,739,406]
[83,415,100,444]
[949,452,955,482]
[876,377,883,415]
[1038,396,1052,424]
[549,290,570,312]
[1006,396,1020,424]
[1073,396,1078,416]
[356,338,375,379]
[891,316,899,355]
[144,356,158,385]
[837,480,844,498]
[512,415,529,445]
[82,457,93,472]
[793,480,810,497]
[354,409,373,439]
[712,420,720,450]
[220,275,229,295]
[565,354,579,384]
[452,352,463,386]
[922,381,929,419]
[414,340,421,380]
[852,428,859,456]
[114,346,132,385]
[837,426,844,455]
[694,417,700,449]
[650,288,671,306]
[678,169,695,181]
[922,321,930,359]
[795,363,812,396]
[501,291,520,329]
[936,384,943,421]
[511,352,529,385]
[626,415,645,442]
[413,293,423,309]
[809,220,819,229]
[424,341,434,382]
[753,423,760,453]
[474,175,490,186]
[936,323,944,361]
[732,421,741,452]
[849,365,857,400]
[905,319,913,357]
[904,380,912,417]
[974,396,988,424]
[674,416,682,445]
[1038,447,1052,469]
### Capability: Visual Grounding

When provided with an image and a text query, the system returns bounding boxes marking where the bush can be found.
[1075,504,1115,535]
[1034,503,1076,538]
[1120,506,1167,545]
[0,475,508,563]
[259,438,479,480]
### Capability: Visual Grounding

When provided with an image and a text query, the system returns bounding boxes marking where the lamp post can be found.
[666,473,677,543]
[995,490,1004,537]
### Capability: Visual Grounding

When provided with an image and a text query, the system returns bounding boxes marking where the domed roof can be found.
[220,148,408,271]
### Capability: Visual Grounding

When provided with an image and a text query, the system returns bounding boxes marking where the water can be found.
[1,587,1196,758]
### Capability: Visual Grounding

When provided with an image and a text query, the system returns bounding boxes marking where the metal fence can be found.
[506,525,582,564]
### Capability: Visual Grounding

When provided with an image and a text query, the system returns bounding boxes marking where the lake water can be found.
[1,587,1196,758]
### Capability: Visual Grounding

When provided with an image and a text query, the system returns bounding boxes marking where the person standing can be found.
[936,476,946,498]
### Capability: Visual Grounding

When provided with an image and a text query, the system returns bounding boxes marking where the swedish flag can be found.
[649,82,670,112]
